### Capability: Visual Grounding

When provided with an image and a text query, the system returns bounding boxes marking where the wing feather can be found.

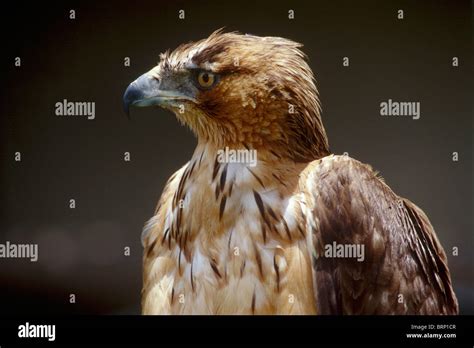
[302,155,458,314]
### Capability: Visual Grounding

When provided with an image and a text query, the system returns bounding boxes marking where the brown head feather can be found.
[155,29,330,162]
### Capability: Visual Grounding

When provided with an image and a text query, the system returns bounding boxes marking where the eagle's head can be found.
[123,29,329,162]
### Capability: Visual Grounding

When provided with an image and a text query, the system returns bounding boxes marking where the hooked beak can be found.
[123,73,193,118]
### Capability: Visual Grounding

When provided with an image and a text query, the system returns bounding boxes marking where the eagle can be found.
[123,29,458,315]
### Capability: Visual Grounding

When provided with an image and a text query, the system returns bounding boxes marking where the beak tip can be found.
[123,101,131,120]
[123,84,136,119]
[123,73,162,118]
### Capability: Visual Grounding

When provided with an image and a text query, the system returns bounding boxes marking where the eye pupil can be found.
[202,73,209,83]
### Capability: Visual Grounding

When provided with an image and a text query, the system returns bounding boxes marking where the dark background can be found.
[0,0,472,315]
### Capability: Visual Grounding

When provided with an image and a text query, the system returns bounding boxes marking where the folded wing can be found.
[302,155,458,314]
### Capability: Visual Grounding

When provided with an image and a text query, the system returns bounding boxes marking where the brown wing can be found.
[303,155,458,314]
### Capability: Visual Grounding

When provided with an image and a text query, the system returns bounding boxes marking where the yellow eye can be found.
[197,71,216,89]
